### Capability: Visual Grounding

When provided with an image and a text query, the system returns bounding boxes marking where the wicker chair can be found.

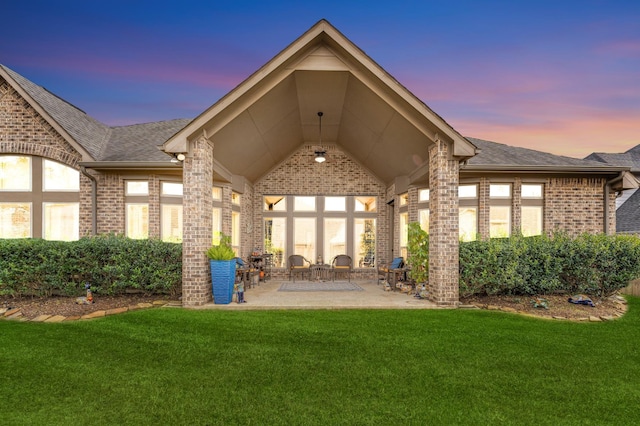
[288,255,311,282]
[331,254,352,282]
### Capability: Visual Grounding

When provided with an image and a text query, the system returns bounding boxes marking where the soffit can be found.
[166,20,475,185]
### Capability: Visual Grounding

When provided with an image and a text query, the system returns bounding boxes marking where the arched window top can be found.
[43,159,79,191]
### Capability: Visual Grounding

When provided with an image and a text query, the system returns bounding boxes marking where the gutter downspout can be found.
[80,166,97,236]
[604,173,625,235]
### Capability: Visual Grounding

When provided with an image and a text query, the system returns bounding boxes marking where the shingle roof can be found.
[466,138,618,169]
[1,64,193,163]
[616,188,640,233]
[1,64,110,159]
[101,119,193,161]
[586,150,640,173]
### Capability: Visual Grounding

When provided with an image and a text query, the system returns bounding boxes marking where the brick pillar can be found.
[428,137,460,306]
[182,136,213,306]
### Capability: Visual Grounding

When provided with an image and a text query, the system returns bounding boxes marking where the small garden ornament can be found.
[75,283,94,305]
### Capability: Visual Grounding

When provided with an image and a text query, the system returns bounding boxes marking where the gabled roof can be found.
[1,64,190,167]
[466,138,629,172]
[0,64,108,161]
[162,19,477,184]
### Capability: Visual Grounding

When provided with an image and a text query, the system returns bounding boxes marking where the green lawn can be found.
[2,299,640,425]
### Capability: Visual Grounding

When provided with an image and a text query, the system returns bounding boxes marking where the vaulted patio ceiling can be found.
[163,20,476,185]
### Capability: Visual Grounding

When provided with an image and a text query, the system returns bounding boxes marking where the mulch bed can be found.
[1,294,176,320]
[460,293,628,320]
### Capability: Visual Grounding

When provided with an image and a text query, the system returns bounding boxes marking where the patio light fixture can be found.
[314,111,326,163]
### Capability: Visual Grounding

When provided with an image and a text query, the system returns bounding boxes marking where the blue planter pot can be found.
[210,259,235,304]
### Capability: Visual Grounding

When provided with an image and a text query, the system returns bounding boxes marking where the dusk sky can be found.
[1,1,638,159]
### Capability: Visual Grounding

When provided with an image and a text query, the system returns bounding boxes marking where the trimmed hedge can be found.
[0,236,182,298]
[459,233,640,297]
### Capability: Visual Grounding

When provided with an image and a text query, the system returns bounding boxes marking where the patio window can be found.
[294,217,316,261]
[264,195,286,211]
[0,155,31,191]
[161,205,182,243]
[294,196,316,211]
[325,196,346,212]
[0,203,31,238]
[354,218,376,268]
[44,202,79,241]
[459,184,478,241]
[43,159,79,191]
[490,184,512,238]
[264,217,286,267]
[521,184,544,236]
[126,204,149,239]
[355,196,377,212]
[324,217,346,263]
[400,212,409,259]
[0,156,79,239]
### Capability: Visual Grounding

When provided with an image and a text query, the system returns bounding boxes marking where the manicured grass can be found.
[2,299,640,425]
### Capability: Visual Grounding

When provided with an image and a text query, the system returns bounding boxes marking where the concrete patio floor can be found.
[194,279,440,310]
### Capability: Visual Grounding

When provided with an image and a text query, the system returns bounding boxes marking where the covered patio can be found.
[193,279,439,310]
[162,20,477,307]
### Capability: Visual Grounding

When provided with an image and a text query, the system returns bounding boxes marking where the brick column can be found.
[182,136,214,306]
[428,137,460,305]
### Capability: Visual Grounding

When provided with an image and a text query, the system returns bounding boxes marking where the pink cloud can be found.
[455,110,640,158]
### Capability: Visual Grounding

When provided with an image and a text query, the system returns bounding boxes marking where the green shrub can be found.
[459,232,640,297]
[0,236,182,298]
[407,222,429,283]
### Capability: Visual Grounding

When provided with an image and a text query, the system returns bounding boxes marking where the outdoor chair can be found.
[331,254,352,282]
[288,255,311,282]
[377,257,407,288]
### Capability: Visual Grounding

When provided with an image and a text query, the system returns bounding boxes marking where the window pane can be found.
[126,181,149,196]
[43,202,79,241]
[162,205,182,242]
[490,184,511,198]
[294,196,315,211]
[162,182,183,196]
[459,207,477,241]
[400,212,409,251]
[126,204,149,239]
[264,217,286,267]
[355,196,377,212]
[325,197,346,212]
[0,203,31,238]
[419,189,430,202]
[399,193,408,206]
[522,206,543,237]
[212,187,222,200]
[212,207,222,245]
[0,156,31,191]
[459,185,477,198]
[419,209,429,233]
[490,206,511,238]
[522,184,543,199]
[232,212,240,251]
[265,196,286,211]
[324,218,346,263]
[294,217,315,260]
[232,192,240,205]
[355,218,376,268]
[43,160,79,191]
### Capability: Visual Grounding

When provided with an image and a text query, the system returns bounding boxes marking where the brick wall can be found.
[254,145,387,279]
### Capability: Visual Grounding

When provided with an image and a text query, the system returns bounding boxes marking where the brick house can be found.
[1,20,635,306]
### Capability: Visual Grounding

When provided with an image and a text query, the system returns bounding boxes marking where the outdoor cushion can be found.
[389,257,404,269]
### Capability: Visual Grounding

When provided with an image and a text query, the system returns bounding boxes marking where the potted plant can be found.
[206,234,236,304]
